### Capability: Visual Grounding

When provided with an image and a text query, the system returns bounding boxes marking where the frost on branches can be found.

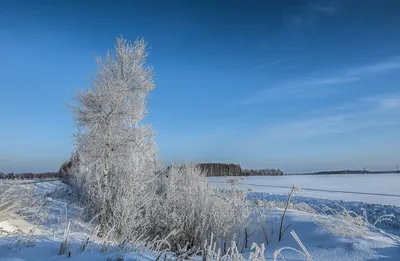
[69,37,250,251]
[151,164,250,250]
[71,37,157,237]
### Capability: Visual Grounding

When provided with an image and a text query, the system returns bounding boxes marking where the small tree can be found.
[72,37,157,236]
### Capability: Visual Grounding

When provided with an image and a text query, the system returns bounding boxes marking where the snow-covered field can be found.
[209,174,400,206]
[209,174,400,233]
[1,179,400,261]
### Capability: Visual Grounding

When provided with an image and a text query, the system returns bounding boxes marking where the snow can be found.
[0,243,155,261]
[208,174,400,206]
[0,180,137,261]
[209,175,400,232]
[247,192,400,233]
[0,219,43,236]
[257,209,399,261]
[2,208,399,261]
[1,179,400,261]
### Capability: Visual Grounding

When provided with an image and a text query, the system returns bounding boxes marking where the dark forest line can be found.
[2,166,398,179]
[286,169,400,175]
[0,172,62,180]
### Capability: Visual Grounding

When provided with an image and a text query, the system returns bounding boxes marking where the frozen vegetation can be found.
[1,179,400,261]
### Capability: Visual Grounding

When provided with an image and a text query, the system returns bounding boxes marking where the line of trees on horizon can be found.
[195,163,285,177]
[4,166,398,180]
[242,168,284,176]
[310,169,400,175]
[1,162,286,180]
[196,163,242,177]
[0,171,61,180]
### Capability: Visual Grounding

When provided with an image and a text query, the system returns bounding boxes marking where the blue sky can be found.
[1,0,400,173]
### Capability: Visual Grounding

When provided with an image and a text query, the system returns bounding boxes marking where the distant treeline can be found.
[0,172,61,180]
[1,162,285,180]
[311,169,399,175]
[196,163,284,177]
[242,168,284,176]
[197,163,242,177]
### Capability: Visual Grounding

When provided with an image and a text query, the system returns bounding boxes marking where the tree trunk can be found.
[98,163,109,237]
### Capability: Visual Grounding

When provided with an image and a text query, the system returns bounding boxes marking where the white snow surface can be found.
[1,179,400,261]
[208,174,400,206]
[209,175,400,232]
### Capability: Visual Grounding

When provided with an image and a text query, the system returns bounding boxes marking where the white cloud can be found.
[360,93,400,111]
[235,56,400,105]
[242,93,400,147]
[378,97,400,110]
[346,57,400,76]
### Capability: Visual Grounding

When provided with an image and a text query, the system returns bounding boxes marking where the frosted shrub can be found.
[150,164,250,251]
[311,204,394,238]
[0,183,43,223]
[71,148,159,240]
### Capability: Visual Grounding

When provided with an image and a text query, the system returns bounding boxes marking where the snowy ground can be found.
[208,174,400,206]
[1,179,400,261]
[209,175,400,232]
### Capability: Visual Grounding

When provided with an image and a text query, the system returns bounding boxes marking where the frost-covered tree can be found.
[72,37,157,235]
[70,37,250,250]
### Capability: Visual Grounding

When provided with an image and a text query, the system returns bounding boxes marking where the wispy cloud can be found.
[255,56,297,69]
[345,56,400,76]
[234,82,337,105]
[310,0,338,15]
[284,0,339,29]
[235,56,400,105]
[361,94,400,111]
[243,93,400,146]
[235,92,400,172]
[261,114,352,141]
[379,97,400,110]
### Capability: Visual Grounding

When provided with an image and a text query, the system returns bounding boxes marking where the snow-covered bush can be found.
[0,183,43,223]
[70,140,159,240]
[70,162,250,251]
[149,164,250,251]
[311,204,394,238]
